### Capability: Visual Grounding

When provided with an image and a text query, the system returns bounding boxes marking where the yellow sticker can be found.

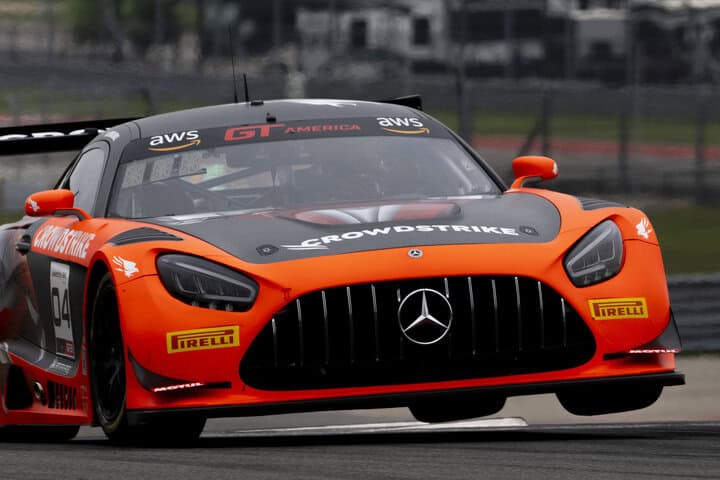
[166,326,239,353]
[588,298,648,320]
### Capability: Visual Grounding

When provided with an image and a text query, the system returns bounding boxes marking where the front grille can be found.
[241,276,595,390]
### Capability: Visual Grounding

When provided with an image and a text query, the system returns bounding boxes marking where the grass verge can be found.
[648,205,720,275]
[430,110,720,146]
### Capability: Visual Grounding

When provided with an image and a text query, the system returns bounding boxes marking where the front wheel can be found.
[89,273,205,445]
[89,273,129,442]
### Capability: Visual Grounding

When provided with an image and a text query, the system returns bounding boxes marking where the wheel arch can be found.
[85,259,110,327]
[84,259,110,427]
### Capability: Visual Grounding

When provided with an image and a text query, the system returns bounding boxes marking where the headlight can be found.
[564,220,623,287]
[156,254,258,311]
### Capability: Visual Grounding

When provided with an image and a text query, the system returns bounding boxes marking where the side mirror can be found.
[510,155,558,189]
[25,189,75,217]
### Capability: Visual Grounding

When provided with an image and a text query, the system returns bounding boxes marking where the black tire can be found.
[557,384,663,416]
[409,395,506,423]
[89,273,130,442]
[89,273,206,445]
[0,425,80,443]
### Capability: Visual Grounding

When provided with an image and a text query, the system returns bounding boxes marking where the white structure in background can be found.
[296,0,720,82]
[297,2,430,79]
[573,8,626,60]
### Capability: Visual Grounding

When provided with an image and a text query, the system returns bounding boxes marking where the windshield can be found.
[109,127,500,219]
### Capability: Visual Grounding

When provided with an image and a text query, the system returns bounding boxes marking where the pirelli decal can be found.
[588,297,648,320]
[166,326,239,354]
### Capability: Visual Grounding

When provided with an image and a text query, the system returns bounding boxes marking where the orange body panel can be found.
[0,187,678,426]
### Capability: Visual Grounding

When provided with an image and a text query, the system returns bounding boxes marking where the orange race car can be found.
[0,96,683,444]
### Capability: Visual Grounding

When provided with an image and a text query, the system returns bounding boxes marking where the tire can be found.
[89,273,205,445]
[557,384,663,416]
[409,395,506,423]
[0,425,80,443]
[89,273,130,442]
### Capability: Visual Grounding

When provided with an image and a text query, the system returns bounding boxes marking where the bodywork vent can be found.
[47,381,77,410]
[577,197,625,211]
[109,227,182,245]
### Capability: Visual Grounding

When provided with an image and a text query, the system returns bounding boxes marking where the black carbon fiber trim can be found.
[109,227,182,245]
[576,197,626,211]
[148,193,561,264]
[129,350,194,391]
[125,372,685,424]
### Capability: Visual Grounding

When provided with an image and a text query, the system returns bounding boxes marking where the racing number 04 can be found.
[50,262,75,358]
[51,285,70,328]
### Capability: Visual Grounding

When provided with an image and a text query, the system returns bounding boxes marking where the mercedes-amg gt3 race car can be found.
[0,96,683,443]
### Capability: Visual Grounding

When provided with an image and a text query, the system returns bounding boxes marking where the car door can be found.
[20,145,109,377]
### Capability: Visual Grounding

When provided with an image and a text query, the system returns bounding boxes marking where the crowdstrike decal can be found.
[636,217,653,239]
[104,130,120,142]
[32,225,96,260]
[113,256,140,278]
[281,224,520,250]
[28,198,40,212]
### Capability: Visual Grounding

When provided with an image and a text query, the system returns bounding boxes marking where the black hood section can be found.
[148,193,560,264]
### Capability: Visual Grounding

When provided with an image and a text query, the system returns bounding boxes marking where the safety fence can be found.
[669,274,720,353]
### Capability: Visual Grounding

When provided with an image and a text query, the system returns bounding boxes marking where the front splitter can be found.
[127,371,685,426]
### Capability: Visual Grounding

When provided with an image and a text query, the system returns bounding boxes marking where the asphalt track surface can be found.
[0,420,718,479]
[1,355,718,479]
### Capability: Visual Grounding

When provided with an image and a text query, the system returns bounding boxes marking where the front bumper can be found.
[126,370,685,425]
[117,237,677,415]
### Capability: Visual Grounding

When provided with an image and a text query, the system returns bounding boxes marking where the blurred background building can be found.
[2,0,720,210]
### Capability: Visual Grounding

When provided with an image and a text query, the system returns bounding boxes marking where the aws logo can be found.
[148,130,201,152]
[377,117,430,135]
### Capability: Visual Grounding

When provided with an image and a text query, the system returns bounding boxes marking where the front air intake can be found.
[241,276,595,390]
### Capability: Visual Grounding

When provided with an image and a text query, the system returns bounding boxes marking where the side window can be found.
[67,149,107,214]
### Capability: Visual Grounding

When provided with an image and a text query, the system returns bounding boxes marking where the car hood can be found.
[148,192,560,264]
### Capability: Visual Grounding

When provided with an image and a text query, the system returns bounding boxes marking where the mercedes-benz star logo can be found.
[397,289,453,345]
[408,248,423,258]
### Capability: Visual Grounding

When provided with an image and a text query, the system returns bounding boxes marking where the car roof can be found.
[129,99,428,138]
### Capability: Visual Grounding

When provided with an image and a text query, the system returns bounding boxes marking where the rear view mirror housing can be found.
[25,190,90,220]
[510,156,558,189]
